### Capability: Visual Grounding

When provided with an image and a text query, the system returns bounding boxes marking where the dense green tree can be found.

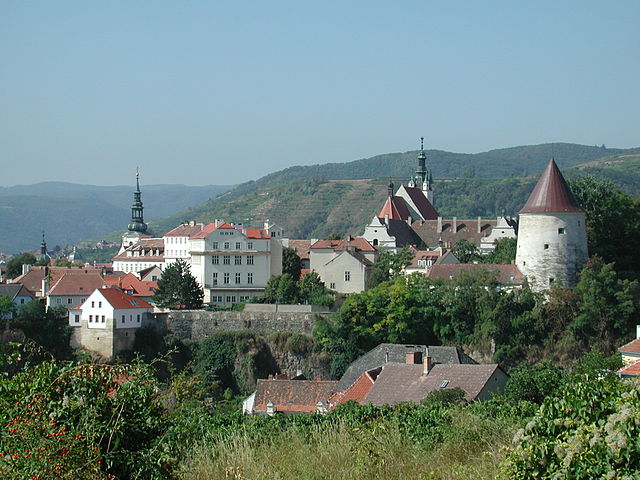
[0,296,15,321]
[10,301,72,359]
[570,175,640,271]
[504,362,566,404]
[451,239,481,263]
[481,237,517,264]
[152,259,204,309]
[262,273,298,304]
[366,246,414,288]
[298,271,334,306]
[282,246,302,279]
[6,253,38,278]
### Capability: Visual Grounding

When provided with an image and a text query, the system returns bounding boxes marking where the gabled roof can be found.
[378,196,411,221]
[253,378,338,414]
[324,249,374,268]
[103,273,157,297]
[618,359,640,377]
[0,284,35,301]
[520,158,583,213]
[48,273,106,296]
[164,223,205,237]
[426,264,525,285]
[385,218,425,248]
[310,237,376,253]
[189,222,271,240]
[335,343,476,392]
[411,218,499,248]
[619,338,640,355]
[286,240,312,260]
[365,363,502,405]
[400,185,439,220]
[97,288,153,309]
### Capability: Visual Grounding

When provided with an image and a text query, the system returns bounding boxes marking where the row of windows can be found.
[212,272,253,285]
[211,255,254,265]
[88,314,142,323]
[211,295,254,303]
[56,297,86,304]
[211,241,254,250]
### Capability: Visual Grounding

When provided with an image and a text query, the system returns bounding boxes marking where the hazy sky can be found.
[2,1,639,187]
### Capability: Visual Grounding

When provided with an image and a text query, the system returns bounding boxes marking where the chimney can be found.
[22,263,32,275]
[41,277,49,296]
[637,325,640,339]
[453,217,457,233]
[189,220,195,227]
[477,216,482,233]
[316,401,328,415]
[384,214,389,226]
[405,351,423,364]
[423,356,433,375]
[437,216,443,233]
[266,401,275,416]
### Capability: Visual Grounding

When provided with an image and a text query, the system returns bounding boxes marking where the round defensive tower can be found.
[515,158,588,291]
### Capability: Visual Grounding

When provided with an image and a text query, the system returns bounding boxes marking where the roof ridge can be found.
[520,158,583,213]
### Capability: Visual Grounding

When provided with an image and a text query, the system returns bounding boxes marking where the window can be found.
[224,273,230,284]
[235,242,241,249]
[89,315,93,322]
[247,273,253,284]
[101,316,105,323]
[224,242,230,249]
[56,298,61,304]
[439,380,449,389]
[75,316,80,324]
[212,255,219,265]
[98,301,102,308]
[137,314,140,322]
[549,277,555,285]
[91,301,95,307]
[558,228,565,234]
[20,298,25,304]
[152,275,158,281]
[235,255,242,265]
[246,255,254,265]
[122,315,125,323]
[270,231,276,237]
[235,273,241,284]
[67,298,72,304]
[226,295,237,303]
[344,271,351,281]
[212,273,218,286]
[544,244,549,249]
[247,242,253,249]
[330,282,336,289]
[223,256,231,265]
[212,241,218,249]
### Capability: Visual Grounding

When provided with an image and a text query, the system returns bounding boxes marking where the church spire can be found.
[40,231,47,257]
[127,168,148,233]
[416,136,427,184]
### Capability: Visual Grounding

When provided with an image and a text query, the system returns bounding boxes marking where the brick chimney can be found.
[266,401,275,416]
[477,216,482,233]
[437,216,443,233]
[423,356,433,375]
[405,351,423,364]
[453,216,458,233]
[637,325,640,339]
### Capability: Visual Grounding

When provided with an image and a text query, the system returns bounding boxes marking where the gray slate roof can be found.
[335,343,476,392]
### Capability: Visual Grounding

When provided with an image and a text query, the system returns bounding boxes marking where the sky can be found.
[1,1,639,187]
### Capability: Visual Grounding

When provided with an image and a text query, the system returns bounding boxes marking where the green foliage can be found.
[451,239,481,263]
[8,302,72,360]
[366,246,414,288]
[481,237,517,264]
[504,362,566,404]
[0,295,16,321]
[571,175,640,271]
[501,375,640,479]
[6,253,38,279]
[152,259,204,309]
[262,271,334,307]
[281,247,301,279]
[422,387,467,407]
[284,333,315,356]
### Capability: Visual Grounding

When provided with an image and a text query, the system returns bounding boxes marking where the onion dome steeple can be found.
[127,168,148,233]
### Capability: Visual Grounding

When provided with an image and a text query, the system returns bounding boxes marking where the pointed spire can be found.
[387,178,394,197]
[128,168,148,233]
[520,158,583,213]
[416,137,427,183]
[40,231,47,256]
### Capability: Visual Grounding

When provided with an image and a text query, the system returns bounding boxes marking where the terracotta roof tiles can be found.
[520,158,583,213]
[48,273,106,296]
[98,288,153,309]
[253,378,338,414]
[619,338,640,355]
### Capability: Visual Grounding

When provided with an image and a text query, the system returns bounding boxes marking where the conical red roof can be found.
[520,158,583,213]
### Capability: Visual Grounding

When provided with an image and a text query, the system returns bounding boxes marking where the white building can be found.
[112,238,165,274]
[188,220,283,305]
[309,237,377,294]
[515,158,588,291]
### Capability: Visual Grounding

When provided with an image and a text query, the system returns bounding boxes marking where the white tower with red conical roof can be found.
[515,158,588,291]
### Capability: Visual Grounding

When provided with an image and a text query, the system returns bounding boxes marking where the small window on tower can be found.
[544,244,549,249]
[549,277,555,284]
[558,228,565,234]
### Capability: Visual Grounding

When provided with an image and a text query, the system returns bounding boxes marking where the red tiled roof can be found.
[619,338,640,354]
[164,223,205,237]
[98,288,153,309]
[103,273,157,297]
[618,359,640,377]
[406,247,442,268]
[48,273,106,296]
[520,158,583,213]
[310,237,375,253]
[253,379,338,414]
[287,240,312,260]
[426,264,524,285]
[402,186,439,220]
[330,368,379,406]
[244,228,270,239]
[378,196,411,221]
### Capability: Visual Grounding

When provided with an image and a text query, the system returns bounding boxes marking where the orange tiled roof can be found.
[310,237,375,253]
[253,378,337,414]
[103,273,157,297]
[618,359,640,377]
[619,338,640,355]
[98,288,153,309]
[48,273,106,296]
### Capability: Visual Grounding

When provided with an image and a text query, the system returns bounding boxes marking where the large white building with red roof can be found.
[188,219,283,305]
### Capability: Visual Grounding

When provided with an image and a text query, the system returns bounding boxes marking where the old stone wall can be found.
[145,310,328,340]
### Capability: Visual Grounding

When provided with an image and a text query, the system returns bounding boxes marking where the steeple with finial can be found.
[127,168,148,233]
[416,136,427,184]
[39,231,48,260]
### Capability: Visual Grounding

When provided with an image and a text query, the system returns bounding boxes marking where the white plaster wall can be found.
[362,217,396,249]
[516,212,588,291]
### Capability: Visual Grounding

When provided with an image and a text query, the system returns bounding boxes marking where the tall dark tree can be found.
[366,246,414,288]
[152,259,203,309]
[282,247,302,279]
[570,176,640,271]
[6,253,38,279]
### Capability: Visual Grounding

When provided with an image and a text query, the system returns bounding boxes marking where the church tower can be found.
[407,137,434,204]
[515,158,588,291]
[127,168,148,234]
